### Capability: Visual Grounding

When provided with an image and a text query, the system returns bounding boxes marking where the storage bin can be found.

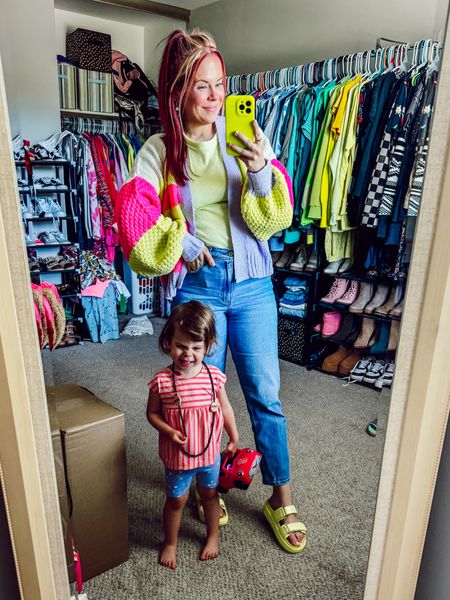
[78,68,114,113]
[66,28,112,73]
[278,315,306,365]
[123,258,161,315]
[57,62,77,109]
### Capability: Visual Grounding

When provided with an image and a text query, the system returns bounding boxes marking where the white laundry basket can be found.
[123,258,161,316]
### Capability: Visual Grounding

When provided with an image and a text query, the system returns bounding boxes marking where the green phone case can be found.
[225,95,256,156]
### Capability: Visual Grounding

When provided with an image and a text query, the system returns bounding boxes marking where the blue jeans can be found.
[165,454,221,498]
[172,247,290,486]
[81,284,119,343]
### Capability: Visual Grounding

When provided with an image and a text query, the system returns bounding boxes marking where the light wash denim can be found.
[81,283,119,343]
[165,453,221,498]
[171,247,290,486]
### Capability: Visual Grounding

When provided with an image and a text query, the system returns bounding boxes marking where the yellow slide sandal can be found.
[263,501,307,554]
[195,491,229,527]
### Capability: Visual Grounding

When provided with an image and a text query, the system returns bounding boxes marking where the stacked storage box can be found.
[62,27,114,113]
[57,62,77,110]
[77,69,114,113]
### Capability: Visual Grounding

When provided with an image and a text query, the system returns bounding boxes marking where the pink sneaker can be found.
[321,278,349,303]
[335,280,360,306]
[321,311,342,337]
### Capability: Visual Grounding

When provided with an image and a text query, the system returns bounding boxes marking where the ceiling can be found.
[145,0,219,9]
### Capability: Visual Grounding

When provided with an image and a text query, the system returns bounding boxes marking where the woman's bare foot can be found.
[200,535,220,561]
[269,484,306,548]
[159,543,177,569]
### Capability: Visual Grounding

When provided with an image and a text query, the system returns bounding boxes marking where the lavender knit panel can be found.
[216,117,273,283]
[165,117,273,298]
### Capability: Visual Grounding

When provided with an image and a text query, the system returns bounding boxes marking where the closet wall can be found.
[191,0,449,74]
[0,0,186,144]
[0,0,60,142]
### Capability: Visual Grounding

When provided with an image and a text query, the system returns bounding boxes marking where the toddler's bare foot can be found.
[200,535,220,561]
[159,543,177,569]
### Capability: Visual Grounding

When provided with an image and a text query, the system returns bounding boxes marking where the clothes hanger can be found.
[411,39,432,84]
[426,41,441,75]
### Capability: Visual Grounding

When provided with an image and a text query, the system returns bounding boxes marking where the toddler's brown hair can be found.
[159,301,217,355]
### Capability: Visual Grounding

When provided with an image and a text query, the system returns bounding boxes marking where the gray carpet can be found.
[42,318,390,600]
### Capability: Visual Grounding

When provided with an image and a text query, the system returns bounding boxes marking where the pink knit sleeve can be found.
[116,176,162,260]
[115,137,187,276]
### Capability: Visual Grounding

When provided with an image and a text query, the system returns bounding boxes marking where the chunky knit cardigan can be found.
[116,116,293,299]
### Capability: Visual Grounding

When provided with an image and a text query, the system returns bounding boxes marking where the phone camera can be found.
[245,100,252,106]
[239,104,245,110]
[245,108,251,114]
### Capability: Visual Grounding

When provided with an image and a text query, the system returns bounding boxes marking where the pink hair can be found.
[158,28,226,185]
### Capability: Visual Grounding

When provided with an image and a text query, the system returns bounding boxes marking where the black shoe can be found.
[307,344,333,368]
[344,315,362,345]
[329,314,355,343]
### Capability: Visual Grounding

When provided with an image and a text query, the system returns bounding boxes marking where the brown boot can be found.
[321,346,352,373]
[387,320,400,351]
[353,318,377,349]
[337,350,362,375]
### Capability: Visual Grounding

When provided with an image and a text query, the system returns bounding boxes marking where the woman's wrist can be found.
[247,159,267,173]
[246,159,272,196]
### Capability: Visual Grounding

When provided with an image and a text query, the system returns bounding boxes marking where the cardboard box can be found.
[46,385,129,581]
[46,394,75,581]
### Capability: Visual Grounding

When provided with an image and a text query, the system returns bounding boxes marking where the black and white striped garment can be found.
[378,135,406,216]
[405,141,428,217]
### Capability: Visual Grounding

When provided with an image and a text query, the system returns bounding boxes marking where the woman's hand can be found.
[185,245,216,272]
[169,430,187,446]
[227,120,266,173]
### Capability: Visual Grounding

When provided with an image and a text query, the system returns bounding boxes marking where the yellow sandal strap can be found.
[271,504,297,522]
[280,522,307,537]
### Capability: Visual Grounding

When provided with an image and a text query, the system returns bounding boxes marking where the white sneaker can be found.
[47,198,66,217]
[350,357,374,382]
[374,362,395,389]
[21,201,33,219]
[363,359,386,384]
[35,197,52,217]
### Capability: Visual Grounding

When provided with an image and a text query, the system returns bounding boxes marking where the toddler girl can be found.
[147,300,239,569]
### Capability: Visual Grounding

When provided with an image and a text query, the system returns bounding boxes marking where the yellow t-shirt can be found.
[185,133,232,250]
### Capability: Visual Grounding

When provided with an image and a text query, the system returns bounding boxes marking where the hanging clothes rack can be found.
[60,113,139,136]
[227,39,441,93]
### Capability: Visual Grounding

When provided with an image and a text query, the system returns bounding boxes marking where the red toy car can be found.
[218,447,262,493]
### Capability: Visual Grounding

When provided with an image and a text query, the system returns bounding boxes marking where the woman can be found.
[116,28,306,553]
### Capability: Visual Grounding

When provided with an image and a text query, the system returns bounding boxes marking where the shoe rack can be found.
[308,269,404,390]
[16,158,84,347]
[272,230,324,366]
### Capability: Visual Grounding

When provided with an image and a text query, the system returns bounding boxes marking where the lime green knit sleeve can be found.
[240,158,294,241]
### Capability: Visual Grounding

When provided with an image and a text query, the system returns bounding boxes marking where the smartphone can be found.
[225,95,256,156]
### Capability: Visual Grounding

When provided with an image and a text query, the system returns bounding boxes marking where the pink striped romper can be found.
[149,364,226,470]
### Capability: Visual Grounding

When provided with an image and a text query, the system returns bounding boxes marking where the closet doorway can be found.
[0,2,450,599]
